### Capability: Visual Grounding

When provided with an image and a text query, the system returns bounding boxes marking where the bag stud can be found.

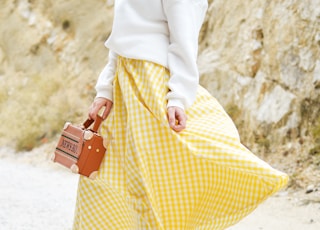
[84,130,94,140]
[89,171,98,180]
[63,122,71,130]
[71,164,79,174]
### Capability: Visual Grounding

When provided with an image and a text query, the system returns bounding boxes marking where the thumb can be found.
[167,107,176,126]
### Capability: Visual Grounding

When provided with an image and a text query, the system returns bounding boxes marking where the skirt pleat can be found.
[73,57,288,230]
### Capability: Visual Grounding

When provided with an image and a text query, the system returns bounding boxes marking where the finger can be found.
[173,120,186,132]
[176,121,186,129]
[89,101,102,120]
[102,101,113,119]
[89,105,99,120]
[172,125,182,132]
[173,110,187,132]
[89,98,109,120]
[167,107,176,128]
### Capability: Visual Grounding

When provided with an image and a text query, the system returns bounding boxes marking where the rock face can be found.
[0,0,113,150]
[199,0,320,153]
[0,0,319,159]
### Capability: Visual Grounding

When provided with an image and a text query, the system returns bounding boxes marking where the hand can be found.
[167,106,187,132]
[89,97,113,120]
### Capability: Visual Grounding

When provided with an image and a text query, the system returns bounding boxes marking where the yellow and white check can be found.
[73,57,288,230]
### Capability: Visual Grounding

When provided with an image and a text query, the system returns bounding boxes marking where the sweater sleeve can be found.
[163,0,208,110]
[95,50,118,101]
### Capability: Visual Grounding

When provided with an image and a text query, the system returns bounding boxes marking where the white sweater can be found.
[95,0,208,110]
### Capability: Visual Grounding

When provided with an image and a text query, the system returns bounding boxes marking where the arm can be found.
[95,50,118,101]
[89,50,118,120]
[163,0,208,110]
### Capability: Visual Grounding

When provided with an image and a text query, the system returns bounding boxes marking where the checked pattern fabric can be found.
[73,57,288,230]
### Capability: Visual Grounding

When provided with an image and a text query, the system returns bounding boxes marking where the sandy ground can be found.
[0,146,320,230]
[0,155,78,230]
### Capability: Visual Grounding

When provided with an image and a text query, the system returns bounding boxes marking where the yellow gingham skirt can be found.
[73,57,288,230]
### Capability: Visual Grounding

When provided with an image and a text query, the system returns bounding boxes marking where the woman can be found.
[73,0,288,229]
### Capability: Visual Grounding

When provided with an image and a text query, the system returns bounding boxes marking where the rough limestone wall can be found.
[199,0,320,154]
[0,0,113,150]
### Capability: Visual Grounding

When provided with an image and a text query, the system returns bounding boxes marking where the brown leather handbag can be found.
[52,115,107,179]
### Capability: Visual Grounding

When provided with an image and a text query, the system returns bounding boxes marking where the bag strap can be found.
[83,119,94,129]
[92,115,103,133]
[82,115,103,133]
[82,105,107,132]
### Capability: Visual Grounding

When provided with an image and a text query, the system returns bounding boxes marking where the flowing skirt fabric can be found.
[73,57,288,230]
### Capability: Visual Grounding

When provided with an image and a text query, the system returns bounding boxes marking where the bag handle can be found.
[82,115,103,133]
[92,115,103,132]
[82,105,107,132]
[83,119,94,129]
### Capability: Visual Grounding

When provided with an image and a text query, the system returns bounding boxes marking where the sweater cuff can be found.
[95,90,113,102]
[167,98,185,111]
